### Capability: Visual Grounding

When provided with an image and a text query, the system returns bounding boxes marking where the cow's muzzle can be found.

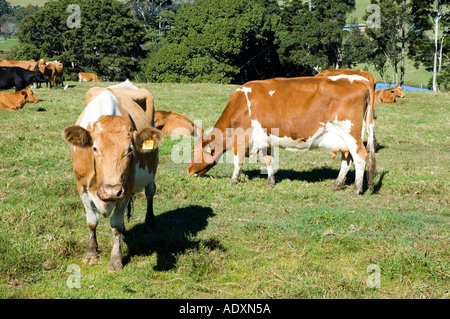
[97,184,125,202]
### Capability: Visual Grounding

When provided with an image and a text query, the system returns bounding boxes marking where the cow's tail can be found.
[127,194,134,222]
[365,86,376,190]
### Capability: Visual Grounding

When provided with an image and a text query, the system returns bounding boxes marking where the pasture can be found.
[0,81,448,299]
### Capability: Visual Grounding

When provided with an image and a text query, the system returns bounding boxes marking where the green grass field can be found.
[0,81,448,299]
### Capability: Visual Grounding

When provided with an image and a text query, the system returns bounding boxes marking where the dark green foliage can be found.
[16,0,147,81]
[275,0,355,76]
[145,0,282,83]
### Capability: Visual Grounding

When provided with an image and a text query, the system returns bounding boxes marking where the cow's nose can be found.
[98,184,125,201]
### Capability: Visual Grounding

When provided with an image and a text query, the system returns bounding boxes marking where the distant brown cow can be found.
[39,60,64,88]
[79,72,99,82]
[0,87,39,110]
[375,85,405,103]
[154,110,203,137]
[0,60,38,71]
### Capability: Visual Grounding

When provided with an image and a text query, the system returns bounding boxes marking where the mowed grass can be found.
[0,81,448,299]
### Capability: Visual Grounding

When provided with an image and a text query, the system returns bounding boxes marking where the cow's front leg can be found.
[108,201,127,273]
[81,192,99,264]
[144,182,156,231]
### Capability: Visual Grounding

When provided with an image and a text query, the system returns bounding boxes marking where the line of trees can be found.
[8,0,450,90]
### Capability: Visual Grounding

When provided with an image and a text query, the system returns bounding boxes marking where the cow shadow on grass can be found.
[123,205,220,271]
[244,167,387,194]
[245,167,345,184]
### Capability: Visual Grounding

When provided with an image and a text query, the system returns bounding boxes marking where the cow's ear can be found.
[63,125,93,148]
[134,127,163,152]
[21,91,28,97]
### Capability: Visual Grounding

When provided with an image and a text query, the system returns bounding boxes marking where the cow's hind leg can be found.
[331,153,353,191]
[350,144,367,195]
[80,193,99,264]
[263,148,275,186]
[144,182,156,230]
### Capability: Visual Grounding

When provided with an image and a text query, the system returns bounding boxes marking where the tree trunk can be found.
[439,34,445,72]
[432,1,441,93]
[400,22,406,87]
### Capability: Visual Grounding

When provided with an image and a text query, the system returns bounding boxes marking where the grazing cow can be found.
[0,87,39,110]
[155,110,203,137]
[78,72,100,82]
[0,59,38,71]
[62,81,162,273]
[0,66,49,91]
[375,85,405,103]
[187,77,376,195]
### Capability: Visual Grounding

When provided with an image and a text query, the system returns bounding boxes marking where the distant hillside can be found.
[8,0,47,6]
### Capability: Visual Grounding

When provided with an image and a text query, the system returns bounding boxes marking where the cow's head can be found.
[63,115,162,202]
[33,70,49,84]
[22,87,39,103]
[187,131,223,176]
[393,85,405,98]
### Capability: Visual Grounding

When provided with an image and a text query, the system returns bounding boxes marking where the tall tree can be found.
[16,0,146,81]
[365,0,414,87]
[409,0,449,91]
[145,0,281,83]
[275,0,355,76]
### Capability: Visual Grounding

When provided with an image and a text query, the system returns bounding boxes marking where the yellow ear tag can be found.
[142,139,154,150]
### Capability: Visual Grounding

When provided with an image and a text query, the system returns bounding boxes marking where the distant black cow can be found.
[0,67,49,92]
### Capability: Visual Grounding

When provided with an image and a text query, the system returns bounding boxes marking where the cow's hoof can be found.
[82,250,99,265]
[352,188,363,195]
[267,175,275,186]
[231,178,238,185]
[108,258,123,273]
[330,183,345,191]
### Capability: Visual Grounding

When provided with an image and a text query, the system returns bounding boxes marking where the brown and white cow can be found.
[187,77,376,195]
[155,110,203,137]
[79,72,100,82]
[374,85,405,103]
[62,81,162,273]
[0,87,39,110]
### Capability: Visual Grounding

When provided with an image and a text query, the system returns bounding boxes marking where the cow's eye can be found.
[125,145,133,156]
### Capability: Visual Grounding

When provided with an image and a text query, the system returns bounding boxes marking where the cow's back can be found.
[238,77,369,139]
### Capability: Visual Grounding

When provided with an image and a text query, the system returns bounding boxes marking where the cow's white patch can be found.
[133,164,155,193]
[88,190,116,218]
[269,90,275,96]
[249,119,268,156]
[236,86,252,116]
[108,80,139,90]
[80,192,99,226]
[328,74,369,83]
[79,90,121,129]
[250,118,356,155]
